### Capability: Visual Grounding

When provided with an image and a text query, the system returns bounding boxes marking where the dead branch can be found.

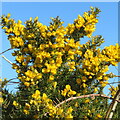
[55,94,120,108]
[105,87,120,120]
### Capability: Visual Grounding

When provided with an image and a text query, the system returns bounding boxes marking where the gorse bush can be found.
[0,7,120,119]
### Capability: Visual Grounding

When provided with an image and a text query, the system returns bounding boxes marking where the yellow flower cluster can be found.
[76,44,120,88]
[65,107,73,118]
[3,20,24,36]
[83,12,98,37]
[13,101,30,115]
[8,36,24,48]
[109,86,119,97]
[102,43,120,66]
[84,98,90,103]
[13,101,19,107]
[29,90,71,118]
[16,89,73,118]
[74,15,85,29]
[0,97,3,105]
[61,85,76,97]
[2,14,24,48]
[18,68,42,87]
[23,103,31,115]
[67,61,76,71]
[66,11,98,38]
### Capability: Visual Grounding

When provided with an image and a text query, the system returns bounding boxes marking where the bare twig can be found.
[115,75,120,77]
[8,82,20,84]
[55,94,120,108]
[0,48,12,55]
[2,55,13,65]
[7,77,18,82]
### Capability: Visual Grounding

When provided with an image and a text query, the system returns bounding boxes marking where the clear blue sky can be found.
[1,2,118,93]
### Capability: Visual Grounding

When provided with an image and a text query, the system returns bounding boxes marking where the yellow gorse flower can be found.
[13,101,19,107]
[65,85,71,91]
[42,93,48,100]
[0,97,3,104]
[32,90,41,100]
[23,109,29,115]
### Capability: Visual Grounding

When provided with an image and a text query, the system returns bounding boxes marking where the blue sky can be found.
[1,2,118,93]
